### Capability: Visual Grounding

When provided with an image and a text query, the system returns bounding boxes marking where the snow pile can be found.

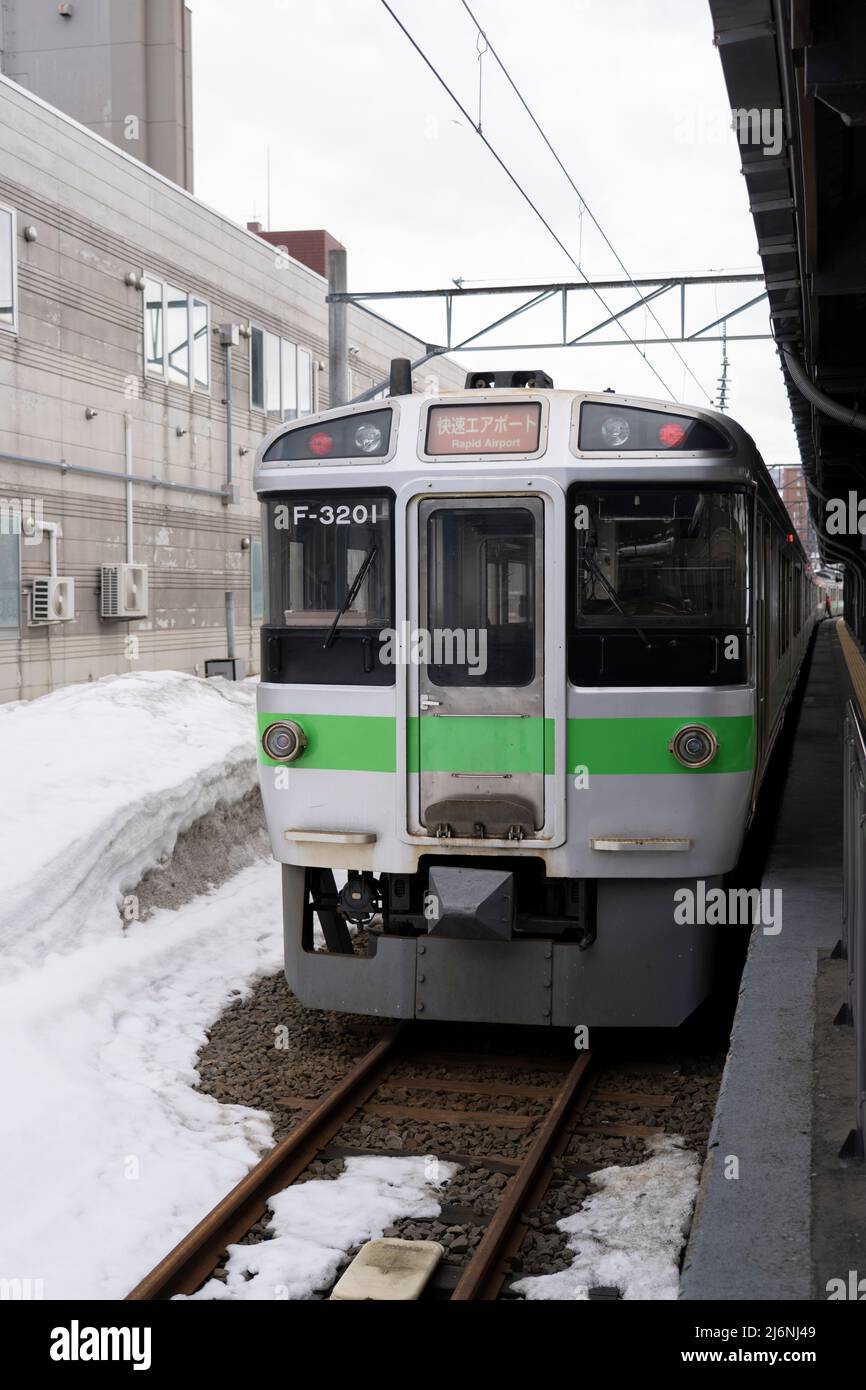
[0,670,258,976]
[186,1155,458,1301]
[513,1136,699,1301]
[0,862,283,1298]
[0,671,287,1299]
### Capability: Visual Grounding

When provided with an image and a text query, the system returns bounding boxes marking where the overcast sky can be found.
[191,0,798,466]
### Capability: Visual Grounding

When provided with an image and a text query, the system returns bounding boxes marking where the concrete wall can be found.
[0,73,464,701]
[0,0,194,191]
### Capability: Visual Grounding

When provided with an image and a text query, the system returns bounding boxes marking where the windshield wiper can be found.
[583,547,651,650]
[323,544,379,649]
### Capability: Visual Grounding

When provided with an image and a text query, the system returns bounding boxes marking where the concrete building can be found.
[0,72,462,701]
[0,0,193,191]
[770,465,817,562]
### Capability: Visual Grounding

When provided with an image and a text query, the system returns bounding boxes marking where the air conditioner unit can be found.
[100,563,148,619]
[30,576,75,624]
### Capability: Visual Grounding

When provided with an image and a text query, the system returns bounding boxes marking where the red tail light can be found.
[658,421,687,448]
[309,432,334,457]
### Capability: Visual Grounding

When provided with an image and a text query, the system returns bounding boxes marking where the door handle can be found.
[420,696,441,710]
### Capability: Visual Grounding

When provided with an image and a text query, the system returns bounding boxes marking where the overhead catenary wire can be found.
[378,0,679,402]
[458,0,714,405]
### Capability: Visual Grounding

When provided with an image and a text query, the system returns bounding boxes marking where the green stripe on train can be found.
[259,712,754,775]
[566,715,754,775]
[258,712,398,771]
[406,716,553,774]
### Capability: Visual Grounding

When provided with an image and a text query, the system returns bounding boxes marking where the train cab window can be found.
[568,486,748,686]
[261,491,394,684]
[426,507,535,686]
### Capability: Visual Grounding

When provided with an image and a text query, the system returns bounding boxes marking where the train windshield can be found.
[573,488,748,626]
[263,492,392,626]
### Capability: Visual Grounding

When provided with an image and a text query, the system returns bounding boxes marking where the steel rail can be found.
[126,1025,406,1300]
[450,1049,595,1300]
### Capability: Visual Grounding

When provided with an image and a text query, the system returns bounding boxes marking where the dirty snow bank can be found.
[0,670,258,975]
[0,669,288,1299]
[513,1136,700,1301]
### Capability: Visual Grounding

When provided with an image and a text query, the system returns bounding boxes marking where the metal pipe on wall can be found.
[41,520,60,578]
[218,323,239,503]
[224,341,233,490]
[0,451,227,500]
[124,413,134,563]
[782,349,866,433]
[328,248,349,408]
[225,590,236,660]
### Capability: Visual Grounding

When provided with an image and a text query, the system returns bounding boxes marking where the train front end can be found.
[255,377,759,1027]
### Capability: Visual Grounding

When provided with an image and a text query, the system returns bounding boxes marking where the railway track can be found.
[127,1025,704,1301]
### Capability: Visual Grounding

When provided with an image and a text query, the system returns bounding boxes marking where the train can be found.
[253,366,821,1027]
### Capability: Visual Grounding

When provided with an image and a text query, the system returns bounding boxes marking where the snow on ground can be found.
[186,1156,458,1301]
[512,1136,700,1301]
[0,670,259,976]
[0,670,700,1302]
[0,671,289,1299]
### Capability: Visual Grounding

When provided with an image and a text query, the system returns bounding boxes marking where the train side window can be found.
[778,548,790,656]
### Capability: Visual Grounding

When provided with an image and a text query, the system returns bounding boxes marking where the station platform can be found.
[681,618,866,1301]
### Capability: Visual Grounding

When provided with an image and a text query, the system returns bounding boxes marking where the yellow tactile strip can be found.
[835,619,866,717]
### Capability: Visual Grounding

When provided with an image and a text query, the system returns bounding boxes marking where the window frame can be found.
[0,527,21,637]
[263,488,394,630]
[142,274,211,394]
[425,503,538,689]
[570,483,750,631]
[249,324,317,421]
[0,202,18,336]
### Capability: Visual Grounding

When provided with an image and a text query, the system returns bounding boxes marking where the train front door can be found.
[416,496,545,840]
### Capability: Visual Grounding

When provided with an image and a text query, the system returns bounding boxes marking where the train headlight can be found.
[670,724,718,769]
[354,422,383,454]
[601,415,631,446]
[262,720,307,763]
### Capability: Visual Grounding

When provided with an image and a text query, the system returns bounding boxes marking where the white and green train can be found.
[254,368,818,1027]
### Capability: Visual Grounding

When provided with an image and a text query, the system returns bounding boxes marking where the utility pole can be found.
[328,248,349,408]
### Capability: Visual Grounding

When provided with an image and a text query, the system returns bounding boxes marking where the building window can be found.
[281,340,297,419]
[250,326,315,420]
[250,537,263,623]
[192,298,209,389]
[0,204,17,332]
[0,531,20,634]
[251,327,264,410]
[144,277,210,390]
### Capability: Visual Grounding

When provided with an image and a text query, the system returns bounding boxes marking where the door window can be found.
[426,506,535,686]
